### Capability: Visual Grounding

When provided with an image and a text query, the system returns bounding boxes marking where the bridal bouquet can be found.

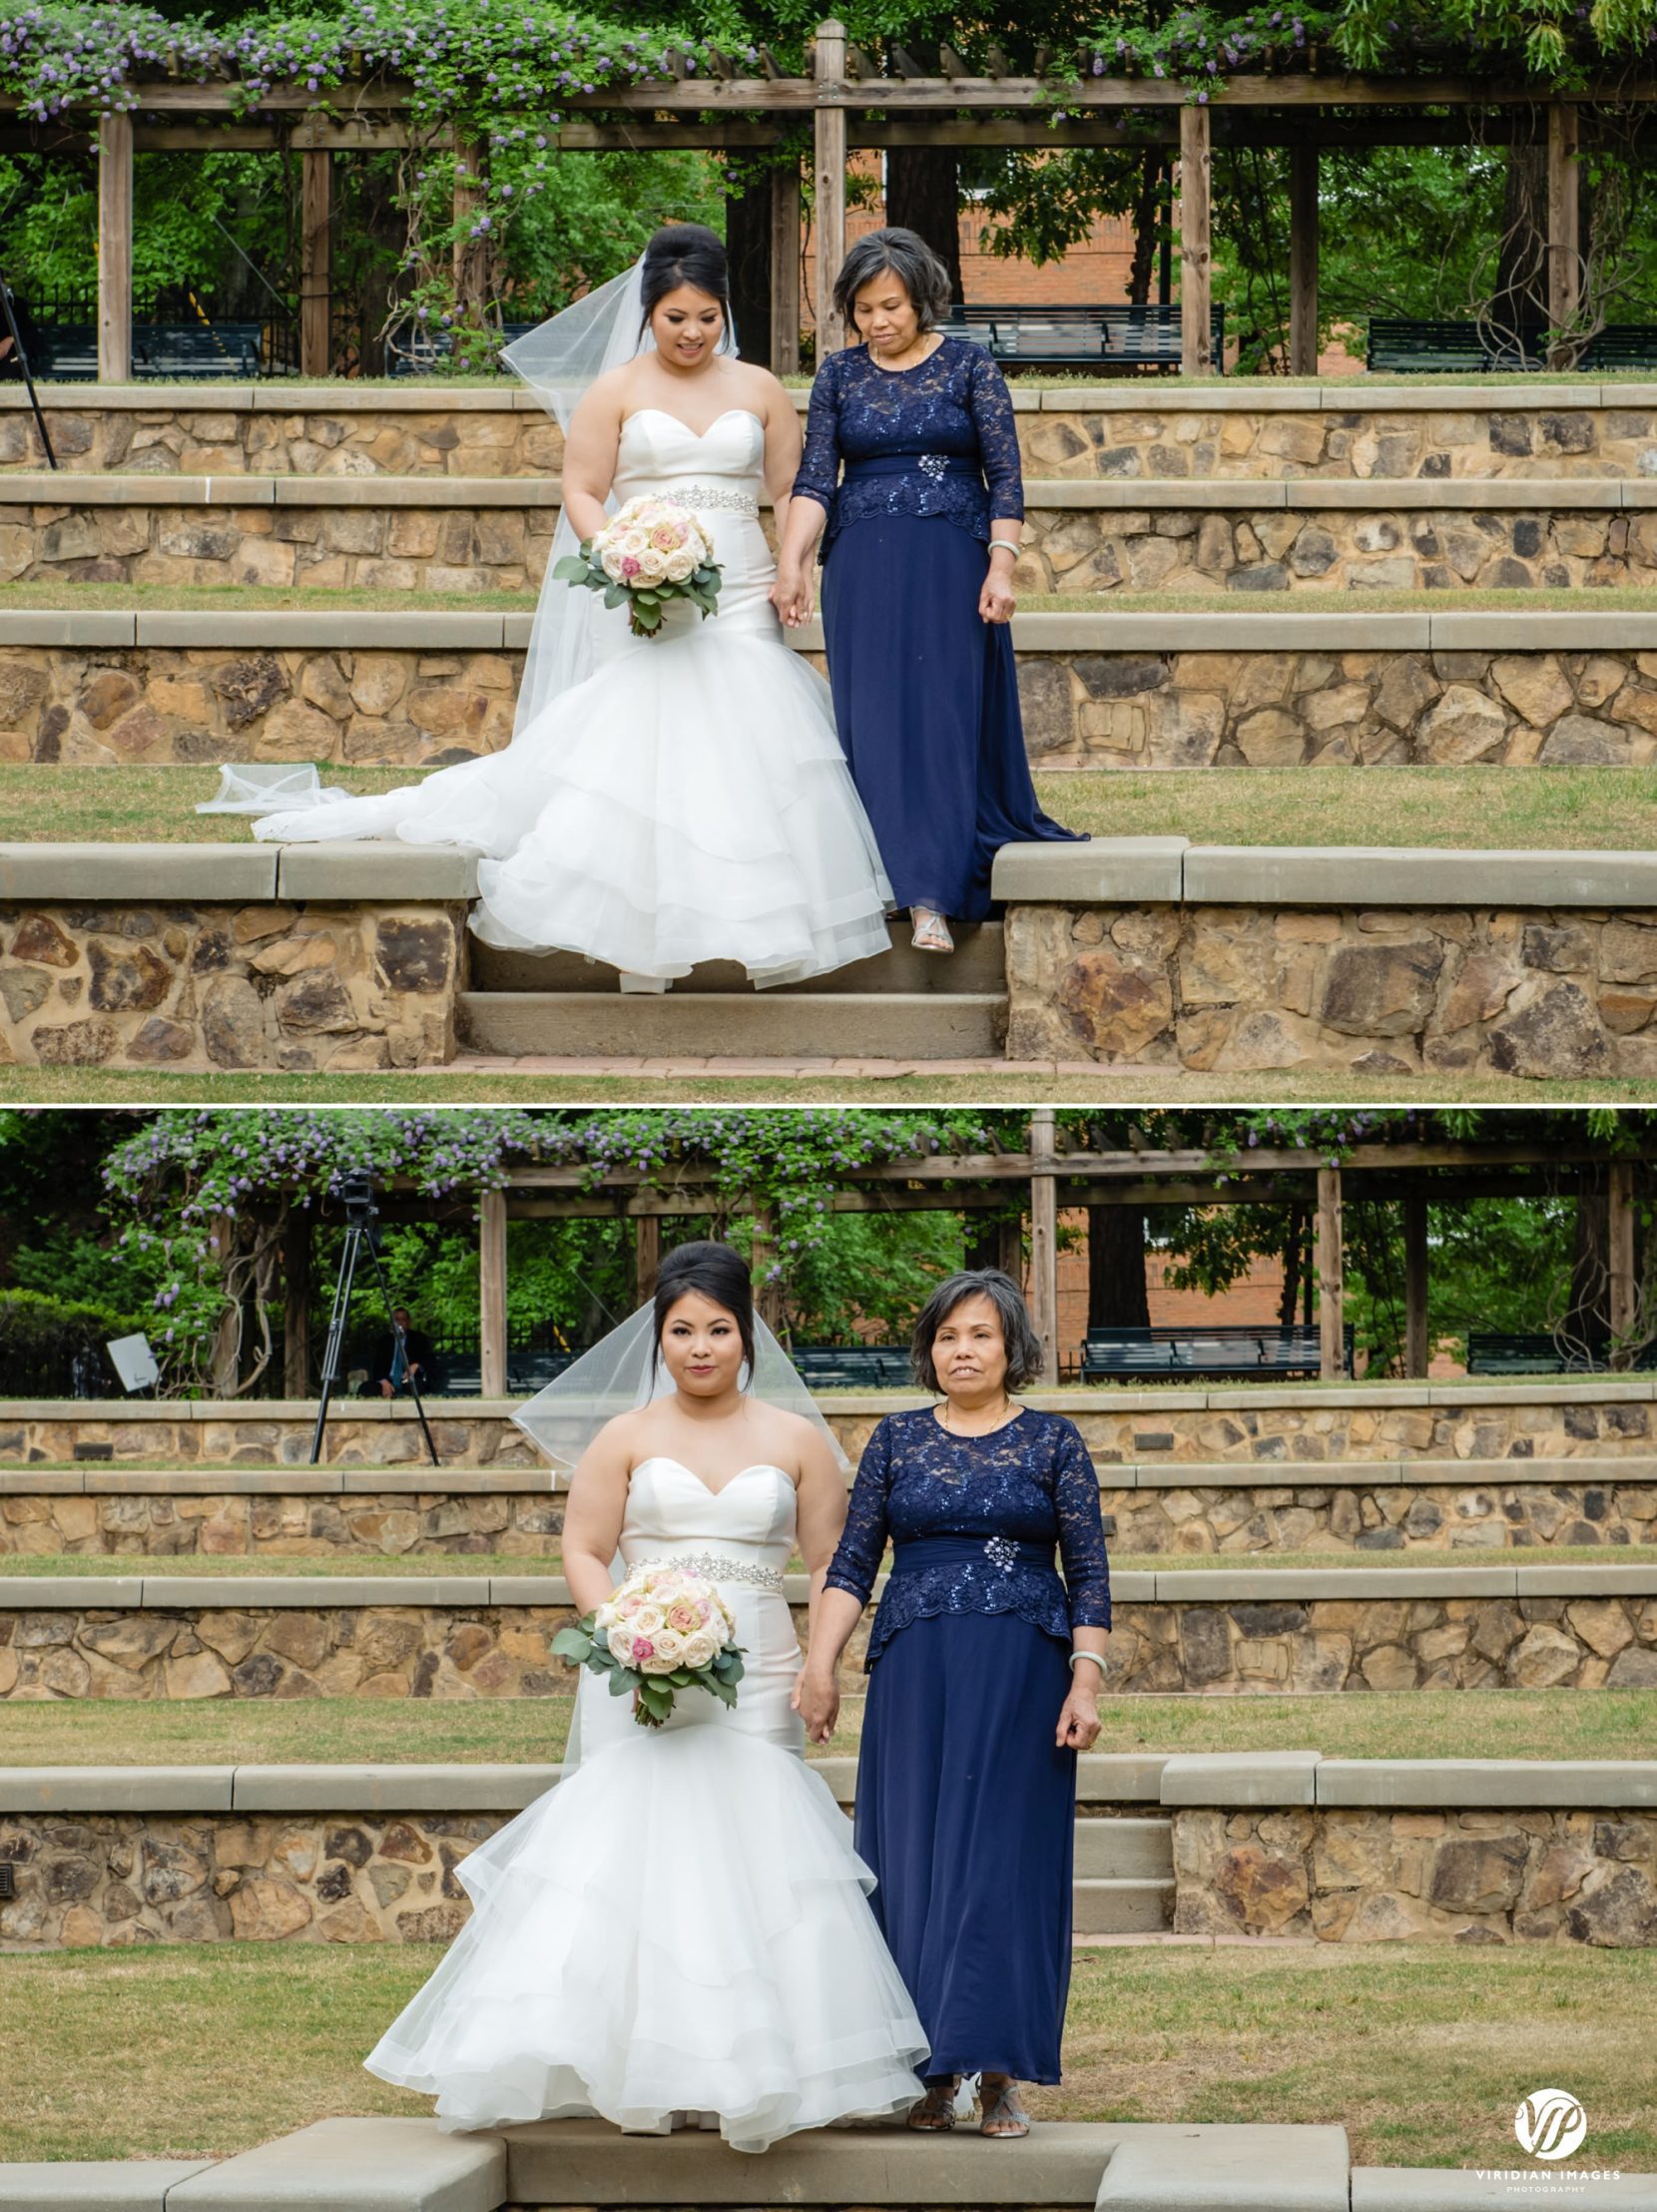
[554,496,723,638]
[553,1560,746,1728]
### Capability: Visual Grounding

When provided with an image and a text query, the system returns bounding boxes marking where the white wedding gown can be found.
[253,409,895,986]
[363,1456,929,2150]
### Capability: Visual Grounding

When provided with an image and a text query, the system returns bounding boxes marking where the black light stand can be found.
[0,277,56,471]
[309,1170,439,1468]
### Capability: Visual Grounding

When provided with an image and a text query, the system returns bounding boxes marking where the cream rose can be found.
[643,1626,686,1672]
[637,545,668,582]
[606,1621,636,1665]
[664,547,696,583]
[681,1629,719,1670]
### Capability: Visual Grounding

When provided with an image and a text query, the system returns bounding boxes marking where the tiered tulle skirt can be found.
[364,1725,929,2151]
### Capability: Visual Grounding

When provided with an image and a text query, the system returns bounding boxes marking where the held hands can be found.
[792,1662,840,1745]
[771,562,815,629]
[1055,1682,1102,1752]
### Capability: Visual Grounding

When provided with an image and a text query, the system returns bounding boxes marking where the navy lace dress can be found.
[790,337,1085,924]
[824,1405,1111,2086]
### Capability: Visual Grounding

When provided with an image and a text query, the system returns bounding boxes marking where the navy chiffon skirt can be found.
[820,515,1085,922]
[853,1611,1076,2084]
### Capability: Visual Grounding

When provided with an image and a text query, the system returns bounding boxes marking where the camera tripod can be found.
[0,274,56,470]
[309,1174,439,1467]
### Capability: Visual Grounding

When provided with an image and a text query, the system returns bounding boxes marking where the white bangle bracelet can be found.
[988,537,1021,556]
[1068,1649,1106,1676]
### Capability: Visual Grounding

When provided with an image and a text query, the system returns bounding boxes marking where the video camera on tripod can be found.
[309,1169,439,1468]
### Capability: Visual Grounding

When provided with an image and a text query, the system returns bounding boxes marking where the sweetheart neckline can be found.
[631,1453,794,1503]
[620,405,763,442]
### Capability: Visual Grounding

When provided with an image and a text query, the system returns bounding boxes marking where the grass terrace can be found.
[7,764,1657,850]
[7,1940,1654,2167]
[6,1688,1655,1768]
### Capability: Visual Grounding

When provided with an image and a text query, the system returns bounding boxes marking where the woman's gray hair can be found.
[833,227,952,336]
[911,1268,1042,1393]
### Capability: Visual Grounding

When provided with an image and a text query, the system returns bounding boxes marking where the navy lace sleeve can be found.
[968,346,1024,523]
[791,352,841,513]
[823,1411,891,1606]
[1053,1415,1111,1629]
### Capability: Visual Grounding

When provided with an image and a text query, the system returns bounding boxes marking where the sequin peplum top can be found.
[790,336,1025,559]
[824,1405,1111,1671]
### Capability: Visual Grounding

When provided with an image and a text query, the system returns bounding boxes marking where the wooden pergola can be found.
[2,26,1642,381]
[285,1115,1656,1398]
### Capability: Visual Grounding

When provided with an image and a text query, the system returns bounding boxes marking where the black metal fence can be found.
[20,285,300,380]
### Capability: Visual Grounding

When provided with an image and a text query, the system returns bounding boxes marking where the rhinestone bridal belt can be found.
[635,1550,785,1592]
[660,484,759,515]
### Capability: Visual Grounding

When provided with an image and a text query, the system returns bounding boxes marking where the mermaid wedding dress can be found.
[363,1455,928,2150]
[252,409,894,986]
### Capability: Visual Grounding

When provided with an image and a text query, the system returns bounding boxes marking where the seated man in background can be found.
[372,1308,435,1397]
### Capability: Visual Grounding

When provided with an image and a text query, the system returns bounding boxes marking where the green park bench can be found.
[945,300,1226,374]
[1081,1323,1351,1382]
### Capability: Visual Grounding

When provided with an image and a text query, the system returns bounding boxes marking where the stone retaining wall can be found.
[1014,498,1657,597]
[1006,901,1657,1079]
[9,390,1657,483]
[0,900,463,1070]
[9,1387,1657,1467]
[4,1587,1653,1700]
[13,639,1657,772]
[0,646,521,768]
[1175,1805,1657,1945]
[4,1472,1653,1556]
[4,1801,1649,1950]
[0,495,557,592]
[1016,644,1657,769]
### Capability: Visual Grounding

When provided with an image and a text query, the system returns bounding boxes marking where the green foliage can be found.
[0,1288,150,1387]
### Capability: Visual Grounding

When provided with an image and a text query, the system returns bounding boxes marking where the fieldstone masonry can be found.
[1175,1806,1657,1946]
[2,1586,1652,1701]
[1006,902,1657,1079]
[0,901,463,1070]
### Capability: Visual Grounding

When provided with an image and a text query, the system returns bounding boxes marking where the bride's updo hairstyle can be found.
[639,224,732,340]
[651,1239,757,1382]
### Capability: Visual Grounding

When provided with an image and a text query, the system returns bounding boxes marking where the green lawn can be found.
[6,1688,1654,1769]
[5,763,1657,851]
[6,1541,1654,1577]
[5,1940,1652,2167]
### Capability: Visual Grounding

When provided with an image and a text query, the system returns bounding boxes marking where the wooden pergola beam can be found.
[1029,1110,1060,1386]
[770,160,802,376]
[1289,134,1319,375]
[1547,98,1581,356]
[299,147,331,378]
[96,111,133,383]
[814,19,848,351]
[478,1189,508,1398]
[1178,100,1213,375]
[1316,1163,1346,1380]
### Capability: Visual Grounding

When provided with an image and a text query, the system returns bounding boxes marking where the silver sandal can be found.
[910,905,955,955]
[978,2077,1030,2138]
[907,2078,960,2131]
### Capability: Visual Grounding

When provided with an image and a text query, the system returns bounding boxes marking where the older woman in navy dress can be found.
[795,1270,1110,2139]
[772,229,1083,956]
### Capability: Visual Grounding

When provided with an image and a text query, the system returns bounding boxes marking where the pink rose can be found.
[620,555,641,579]
[668,1600,701,1633]
[631,1636,655,1662]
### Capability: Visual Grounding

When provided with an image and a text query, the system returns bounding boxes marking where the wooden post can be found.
[996,1214,1024,1289]
[300,147,332,377]
[1403,1195,1428,1380]
[1546,101,1581,352]
[1177,101,1213,376]
[1289,135,1319,376]
[814,21,847,355]
[283,1210,312,1399]
[1029,1110,1060,1386]
[771,161,802,376]
[635,1216,661,1305]
[97,111,134,383]
[479,1189,508,1398]
[1608,1158,1636,1366]
[1316,1166,1345,1380]
[751,1207,786,1330]
[453,139,489,323]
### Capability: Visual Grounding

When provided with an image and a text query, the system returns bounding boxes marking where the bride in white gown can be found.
[252,225,893,989]
[363,1242,928,2150]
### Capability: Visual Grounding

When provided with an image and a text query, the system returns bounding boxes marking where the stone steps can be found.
[468,920,1006,995]
[456,988,1007,1061]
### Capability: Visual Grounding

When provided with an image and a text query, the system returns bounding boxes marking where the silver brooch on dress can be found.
[917,452,948,480]
[984,1536,1018,1574]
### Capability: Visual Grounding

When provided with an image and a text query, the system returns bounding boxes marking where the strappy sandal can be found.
[978,2077,1030,2139]
[907,2078,960,2131]
[910,906,955,955]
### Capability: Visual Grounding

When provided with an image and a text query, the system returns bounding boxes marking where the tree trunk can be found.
[1565,1167,1610,1356]
[1279,1207,1307,1329]
[1087,1206,1150,1330]
[1128,151,1162,305]
[724,171,775,365]
[1490,141,1547,338]
[884,99,963,302]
